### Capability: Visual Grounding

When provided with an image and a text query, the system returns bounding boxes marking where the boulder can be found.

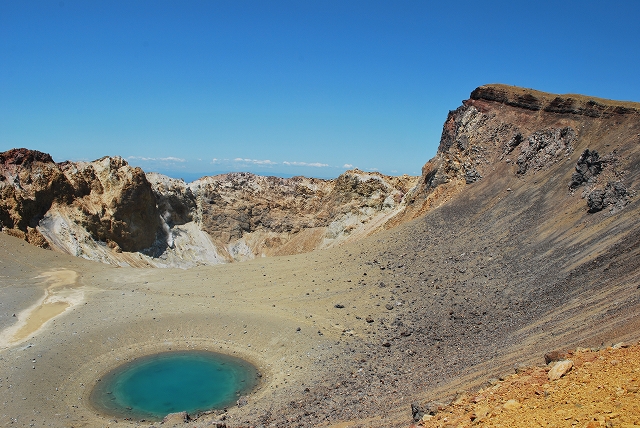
[548,360,573,381]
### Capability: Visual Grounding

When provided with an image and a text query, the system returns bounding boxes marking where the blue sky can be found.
[2,1,639,181]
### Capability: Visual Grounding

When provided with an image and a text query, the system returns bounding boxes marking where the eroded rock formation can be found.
[0,150,161,256]
[147,169,418,265]
[0,150,419,267]
[403,84,639,218]
[2,84,638,268]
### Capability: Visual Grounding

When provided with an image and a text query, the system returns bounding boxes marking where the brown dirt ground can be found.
[414,343,640,428]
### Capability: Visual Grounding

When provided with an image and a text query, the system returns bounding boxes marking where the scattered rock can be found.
[334,304,345,309]
[612,342,629,349]
[514,363,528,374]
[385,303,394,310]
[411,403,424,422]
[544,350,569,365]
[365,315,374,323]
[548,360,573,381]
[237,396,248,407]
[423,401,446,415]
[162,411,189,425]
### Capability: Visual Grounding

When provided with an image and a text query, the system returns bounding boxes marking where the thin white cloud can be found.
[128,156,186,162]
[234,158,277,165]
[283,161,329,168]
[343,164,353,168]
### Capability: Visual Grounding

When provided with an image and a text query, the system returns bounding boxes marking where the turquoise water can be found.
[90,351,259,420]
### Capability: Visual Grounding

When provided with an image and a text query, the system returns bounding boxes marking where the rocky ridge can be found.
[1,85,640,427]
[401,84,639,219]
[2,84,639,269]
[0,149,419,267]
[0,150,160,256]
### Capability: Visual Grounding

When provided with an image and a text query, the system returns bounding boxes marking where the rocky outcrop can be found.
[514,127,576,175]
[0,150,419,267]
[568,149,631,213]
[0,149,73,247]
[470,84,640,117]
[59,157,161,252]
[148,170,418,264]
[3,84,638,267]
[0,150,161,254]
[403,84,640,217]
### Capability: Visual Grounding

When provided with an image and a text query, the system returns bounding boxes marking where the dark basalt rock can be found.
[586,182,629,213]
[570,149,603,190]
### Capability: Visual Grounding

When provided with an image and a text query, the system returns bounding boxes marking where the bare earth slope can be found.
[0,84,639,427]
[416,342,640,427]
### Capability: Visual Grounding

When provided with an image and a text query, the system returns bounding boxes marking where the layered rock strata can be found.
[402,83,639,218]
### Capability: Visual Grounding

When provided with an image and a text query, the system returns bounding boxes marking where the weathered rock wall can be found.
[3,84,638,267]
[0,150,419,267]
[402,84,640,218]
[0,150,161,254]
[148,169,419,263]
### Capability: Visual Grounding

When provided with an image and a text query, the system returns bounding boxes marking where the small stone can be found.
[334,304,345,309]
[365,316,374,323]
[514,363,528,374]
[411,403,423,422]
[385,303,394,310]
[296,327,301,331]
[503,399,521,410]
[487,378,500,386]
[548,360,573,381]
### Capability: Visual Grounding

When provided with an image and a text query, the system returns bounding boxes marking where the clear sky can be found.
[2,1,639,181]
